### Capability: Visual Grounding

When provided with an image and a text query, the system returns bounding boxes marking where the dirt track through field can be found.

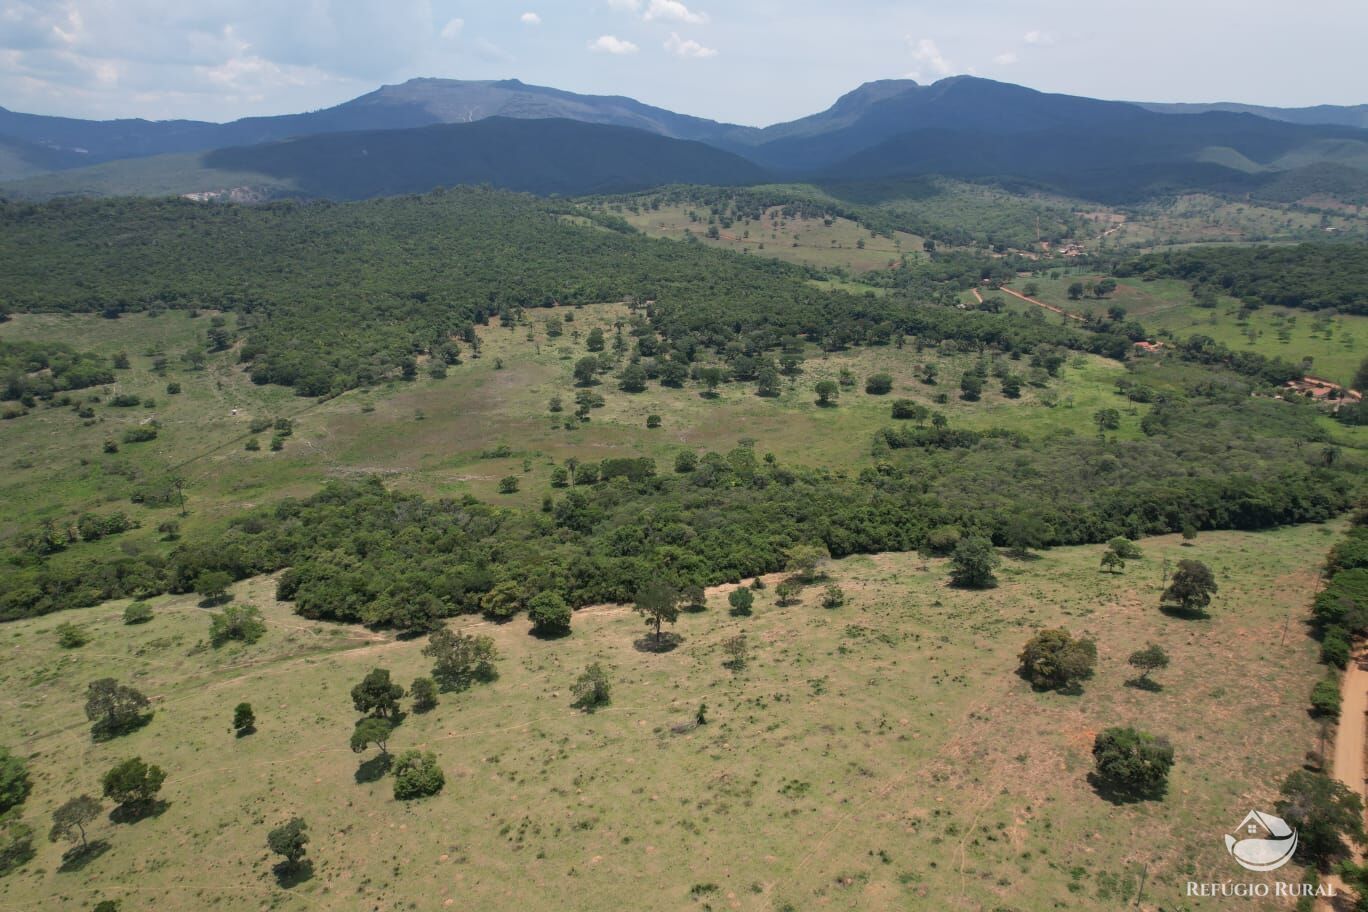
[999,285,1085,321]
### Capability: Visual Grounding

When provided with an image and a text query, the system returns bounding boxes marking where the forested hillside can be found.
[1118,244,1368,314]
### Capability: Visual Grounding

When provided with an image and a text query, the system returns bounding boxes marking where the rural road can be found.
[1322,654,1368,909]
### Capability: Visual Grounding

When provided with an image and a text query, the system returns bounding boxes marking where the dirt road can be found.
[1323,655,1368,909]
[999,285,1085,321]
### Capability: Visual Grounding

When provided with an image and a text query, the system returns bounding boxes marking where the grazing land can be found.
[0,523,1339,912]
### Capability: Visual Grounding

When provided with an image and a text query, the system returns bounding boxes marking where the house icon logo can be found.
[1225,810,1298,871]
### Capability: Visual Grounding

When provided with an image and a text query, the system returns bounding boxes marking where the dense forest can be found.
[1118,243,1368,314]
[0,190,1117,397]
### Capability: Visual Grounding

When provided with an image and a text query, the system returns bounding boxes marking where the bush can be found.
[1311,677,1342,718]
[121,426,158,443]
[498,476,520,494]
[0,816,34,877]
[646,414,662,429]
[1092,727,1173,798]
[949,536,1000,588]
[728,587,754,615]
[392,751,445,800]
[410,677,438,713]
[122,601,154,625]
[1019,628,1096,692]
[821,585,845,609]
[0,747,32,815]
[865,373,894,395]
[209,604,266,647]
[528,591,572,636]
[572,663,612,712]
[56,623,91,649]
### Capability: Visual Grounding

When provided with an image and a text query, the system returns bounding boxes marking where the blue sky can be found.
[1,0,1365,125]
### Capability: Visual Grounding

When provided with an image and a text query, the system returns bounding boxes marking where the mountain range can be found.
[3,76,1366,204]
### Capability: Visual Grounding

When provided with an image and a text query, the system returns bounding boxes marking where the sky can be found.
[1,0,1365,126]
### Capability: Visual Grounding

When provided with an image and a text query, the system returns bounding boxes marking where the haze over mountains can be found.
[2,75,1366,203]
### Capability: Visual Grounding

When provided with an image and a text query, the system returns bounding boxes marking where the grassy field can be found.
[0,522,1341,911]
[0,306,1147,548]
[1000,274,1367,387]
[616,203,924,273]
[1108,194,1368,249]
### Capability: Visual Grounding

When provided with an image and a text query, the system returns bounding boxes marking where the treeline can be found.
[1,340,115,402]
[1117,244,1368,315]
[3,389,1355,624]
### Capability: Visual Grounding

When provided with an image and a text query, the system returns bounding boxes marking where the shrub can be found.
[572,663,612,712]
[528,591,572,636]
[1312,677,1342,718]
[121,426,158,443]
[56,623,91,649]
[410,678,438,713]
[0,747,31,815]
[1019,629,1097,692]
[728,587,754,615]
[821,585,846,609]
[865,373,893,395]
[122,601,154,625]
[392,751,445,800]
[209,604,266,647]
[1092,727,1173,798]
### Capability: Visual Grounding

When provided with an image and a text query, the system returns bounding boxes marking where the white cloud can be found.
[439,18,464,40]
[606,0,640,11]
[993,51,1018,65]
[588,34,638,55]
[905,37,952,81]
[643,0,708,24]
[519,12,541,25]
[1024,30,1055,45]
[665,32,716,59]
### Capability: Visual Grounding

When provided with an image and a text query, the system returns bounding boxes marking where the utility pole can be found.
[1134,862,1147,908]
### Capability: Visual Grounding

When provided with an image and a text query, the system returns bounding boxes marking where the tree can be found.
[722,634,749,672]
[698,366,723,397]
[497,475,519,494]
[949,536,1000,589]
[814,380,839,406]
[785,542,829,581]
[1101,537,1142,574]
[0,747,31,814]
[392,751,445,800]
[528,591,572,636]
[267,817,309,869]
[49,795,102,852]
[410,678,438,713]
[1018,628,1097,692]
[573,356,598,386]
[821,585,846,609]
[634,581,681,646]
[1094,278,1118,298]
[1091,727,1173,798]
[774,580,799,605]
[1162,559,1218,615]
[728,587,754,616]
[1000,374,1022,398]
[233,702,256,735]
[350,717,393,759]
[619,364,648,393]
[755,365,780,397]
[571,663,612,712]
[1093,408,1121,433]
[959,373,982,401]
[84,679,151,740]
[480,580,522,621]
[351,668,404,719]
[209,604,266,646]
[101,757,166,814]
[585,327,605,352]
[865,373,893,395]
[423,629,499,692]
[674,451,698,473]
[122,601,153,624]
[1067,282,1085,300]
[1127,644,1170,687]
[1277,770,1366,866]
[194,570,233,604]
[1003,512,1051,558]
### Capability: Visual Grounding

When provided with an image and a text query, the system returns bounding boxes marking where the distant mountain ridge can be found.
[1139,101,1368,130]
[3,75,1366,204]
